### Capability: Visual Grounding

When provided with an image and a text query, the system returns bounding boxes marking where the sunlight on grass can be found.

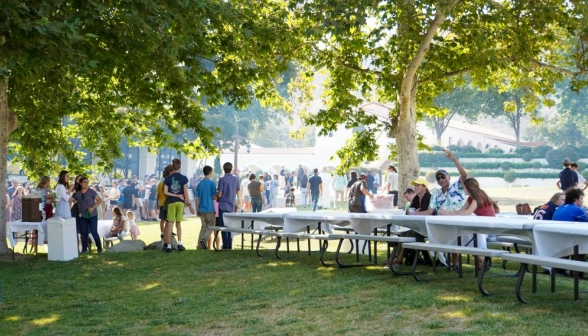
[4,316,21,322]
[31,314,59,325]
[264,261,297,267]
[443,311,467,319]
[138,282,160,291]
[437,295,471,302]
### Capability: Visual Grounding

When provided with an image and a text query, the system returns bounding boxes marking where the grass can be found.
[1,185,582,335]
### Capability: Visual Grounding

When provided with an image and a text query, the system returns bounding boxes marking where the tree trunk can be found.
[0,75,19,254]
[396,84,419,209]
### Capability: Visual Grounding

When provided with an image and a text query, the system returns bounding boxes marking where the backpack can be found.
[516,203,532,215]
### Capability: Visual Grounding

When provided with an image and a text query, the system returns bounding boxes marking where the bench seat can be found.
[402,242,510,296]
[502,253,588,303]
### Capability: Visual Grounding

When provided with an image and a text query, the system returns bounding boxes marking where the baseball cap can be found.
[435,169,449,177]
[411,178,429,189]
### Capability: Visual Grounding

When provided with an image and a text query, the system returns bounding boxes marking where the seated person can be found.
[385,178,432,268]
[439,178,499,270]
[107,207,128,240]
[552,188,588,222]
[533,192,565,220]
[403,188,415,213]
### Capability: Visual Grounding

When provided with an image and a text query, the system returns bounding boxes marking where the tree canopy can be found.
[289,0,588,205]
[0,0,301,253]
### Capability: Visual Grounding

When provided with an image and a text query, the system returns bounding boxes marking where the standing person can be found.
[117,178,125,209]
[382,165,399,208]
[216,162,240,250]
[271,174,279,207]
[570,162,588,190]
[297,164,305,189]
[348,173,374,213]
[279,166,286,190]
[92,183,105,220]
[108,181,120,213]
[36,176,55,219]
[163,159,195,252]
[365,171,375,196]
[307,168,323,212]
[285,188,297,208]
[299,170,309,207]
[240,176,251,212]
[157,165,172,239]
[373,171,380,194]
[248,174,263,213]
[10,186,24,221]
[332,173,348,210]
[71,175,84,236]
[7,179,18,201]
[55,171,73,218]
[283,173,292,197]
[346,171,359,202]
[121,180,135,214]
[264,173,271,208]
[556,158,578,191]
[148,179,158,221]
[190,172,199,199]
[71,177,103,253]
[195,165,217,250]
[126,210,140,239]
[258,174,266,209]
[439,177,498,269]
[318,167,333,210]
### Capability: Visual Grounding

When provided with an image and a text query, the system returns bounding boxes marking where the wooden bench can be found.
[402,242,510,296]
[502,253,588,303]
[328,234,416,269]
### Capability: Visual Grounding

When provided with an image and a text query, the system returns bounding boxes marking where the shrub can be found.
[501,161,512,171]
[522,152,533,162]
[582,170,588,181]
[578,146,588,157]
[431,145,443,151]
[486,147,504,154]
[578,162,587,171]
[514,147,532,155]
[418,152,447,168]
[532,161,542,169]
[425,171,437,184]
[504,171,517,183]
[545,148,579,168]
[532,145,553,157]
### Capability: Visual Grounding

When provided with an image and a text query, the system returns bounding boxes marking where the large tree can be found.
[0,1,299,254]
[290,0,587,207]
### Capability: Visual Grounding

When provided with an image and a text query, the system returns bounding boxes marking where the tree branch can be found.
[336,60,382,75]
[530,60,584,76]
[420,67,470,85]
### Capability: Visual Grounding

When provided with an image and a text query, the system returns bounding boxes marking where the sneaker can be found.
[199,240,208,250]
[383,265,390,270]
[177,244,186,251]
[160,234,164,239]
[392,263,402,269]
[172,232,177,236]
[165,247,172,253]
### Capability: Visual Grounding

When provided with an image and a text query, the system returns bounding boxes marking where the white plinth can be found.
[47,217,79,261]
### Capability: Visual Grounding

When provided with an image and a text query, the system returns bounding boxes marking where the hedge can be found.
[419,171,557,179]
[424,159,549,170]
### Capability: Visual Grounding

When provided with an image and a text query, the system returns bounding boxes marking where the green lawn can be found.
[2,216,588,335]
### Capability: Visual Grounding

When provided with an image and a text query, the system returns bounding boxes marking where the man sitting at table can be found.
[552,188,588,222]
[421,149,467,216]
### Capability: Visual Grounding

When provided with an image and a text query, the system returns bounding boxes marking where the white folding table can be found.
[533,223,588,258]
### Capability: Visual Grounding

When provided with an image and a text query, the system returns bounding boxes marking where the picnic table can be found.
[533,222,588,258]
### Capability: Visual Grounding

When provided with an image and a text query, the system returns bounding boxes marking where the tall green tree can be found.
[0,1,299,254]
[290,0,587,206]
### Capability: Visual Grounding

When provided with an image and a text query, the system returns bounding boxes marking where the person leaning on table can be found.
[348,173,374,213]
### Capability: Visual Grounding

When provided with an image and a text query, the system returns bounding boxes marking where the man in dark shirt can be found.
[365,171,375,194]
[306,168,323,211]
[121,180,135,213]
[557,158,578,191]
[297,165,305,189]
[300,171,309,207]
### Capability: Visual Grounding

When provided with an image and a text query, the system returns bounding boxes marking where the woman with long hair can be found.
[533,192,565,220]
[71,177,103,253]
[10,186,25,221]
[54,171,73,218]
[440,177,498,270]
[37,176,55,219]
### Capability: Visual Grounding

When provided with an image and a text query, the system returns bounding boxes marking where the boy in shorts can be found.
[163,159,195,252]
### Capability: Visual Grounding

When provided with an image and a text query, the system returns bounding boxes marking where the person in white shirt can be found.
[332,173,348,209]
[318,167,333,209]
[571,163,588,191]
[382,165,399,207]
[240,176,251,212]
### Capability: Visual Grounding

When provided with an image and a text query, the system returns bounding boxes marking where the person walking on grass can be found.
[307,168,323,212]
[217,162,240,250]
[195,165,217,250]
[163,159,195,252]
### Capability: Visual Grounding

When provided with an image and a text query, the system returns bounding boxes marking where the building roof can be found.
[447,121,543,147]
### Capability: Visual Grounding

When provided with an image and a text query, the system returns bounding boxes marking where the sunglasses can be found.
[436,175,446,181]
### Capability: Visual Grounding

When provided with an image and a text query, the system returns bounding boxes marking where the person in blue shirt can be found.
[195,165,217,250]
[552,188,588,222]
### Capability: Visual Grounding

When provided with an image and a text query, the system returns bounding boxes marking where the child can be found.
[126,211,140,239]
[208,199,221,250]
[285,187,296,208]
